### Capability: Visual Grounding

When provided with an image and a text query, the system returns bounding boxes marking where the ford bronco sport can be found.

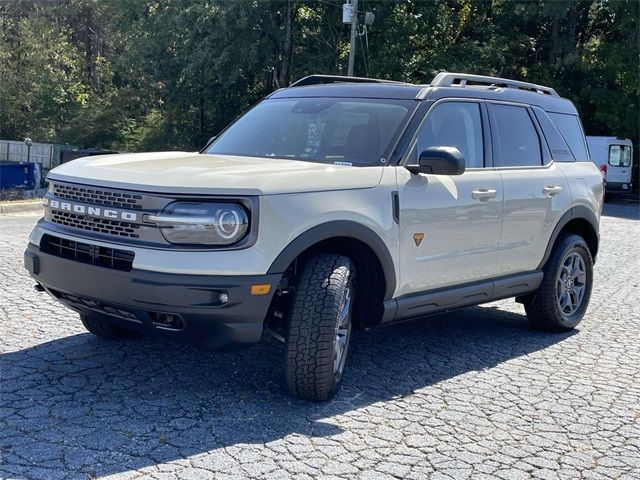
[25,73,603,401]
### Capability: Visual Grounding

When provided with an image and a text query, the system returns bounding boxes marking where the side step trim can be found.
[382,271,543,324]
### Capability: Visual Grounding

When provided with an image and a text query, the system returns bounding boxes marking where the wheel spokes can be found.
[558,291,570,312]
[333,287,352,375]
[572,284,585,306]
[570,255,579,276]
[556,251,587,317]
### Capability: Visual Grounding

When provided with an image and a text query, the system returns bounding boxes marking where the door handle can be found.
[471,189,497,201]
[543,185,563,196]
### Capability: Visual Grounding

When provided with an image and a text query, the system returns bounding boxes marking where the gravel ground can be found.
[1,199,639,480]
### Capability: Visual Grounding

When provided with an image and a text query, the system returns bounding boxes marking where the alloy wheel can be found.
[333,285,352,376]
[556,252,587,316]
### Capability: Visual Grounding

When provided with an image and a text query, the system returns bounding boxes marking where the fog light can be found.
[219,292,229,304]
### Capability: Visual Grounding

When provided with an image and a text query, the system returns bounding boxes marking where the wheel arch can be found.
[538,206,599,269]
[267,221,397,328]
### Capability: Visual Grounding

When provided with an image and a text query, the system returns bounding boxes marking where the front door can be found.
[396,100,503,297]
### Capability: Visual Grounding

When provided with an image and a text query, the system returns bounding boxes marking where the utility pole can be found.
[347,0,358,76]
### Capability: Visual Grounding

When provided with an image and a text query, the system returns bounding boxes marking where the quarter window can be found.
[414,102,484,168]
[548,113,589,161]
[491,104,542,167]
[609,145,632,167]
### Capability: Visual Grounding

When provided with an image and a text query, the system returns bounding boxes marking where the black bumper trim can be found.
[24,244,281,349]
[604,181,632,192]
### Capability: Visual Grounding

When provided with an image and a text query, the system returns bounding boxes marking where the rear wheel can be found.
[525,234,593,331]
[285,253,355,401]
[81,315,138,340]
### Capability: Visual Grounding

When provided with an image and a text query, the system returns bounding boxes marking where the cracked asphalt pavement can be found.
[1,199,639,480]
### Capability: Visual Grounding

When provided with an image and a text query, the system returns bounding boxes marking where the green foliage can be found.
[0,0,637,151]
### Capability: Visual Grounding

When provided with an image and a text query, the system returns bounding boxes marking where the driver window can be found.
[414,102,484,168]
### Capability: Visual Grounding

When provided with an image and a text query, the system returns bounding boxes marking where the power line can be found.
[358,26,370,77]
[314,0,343,10]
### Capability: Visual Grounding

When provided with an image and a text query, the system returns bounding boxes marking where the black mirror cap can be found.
[406,146,466,175]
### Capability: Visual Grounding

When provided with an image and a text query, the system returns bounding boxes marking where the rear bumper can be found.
[24,243,281,350]
[605,181,632,192]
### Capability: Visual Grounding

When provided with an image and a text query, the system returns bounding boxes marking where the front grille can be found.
[53,183,144,210]
[40,234,134,271]
[51,210,140,238]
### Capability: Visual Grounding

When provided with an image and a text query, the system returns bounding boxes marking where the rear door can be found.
[488,102,571,275]
[607,143,633,188]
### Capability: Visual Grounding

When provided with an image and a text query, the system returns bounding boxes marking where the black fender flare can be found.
[537,205,600,269]
[267,220,397,300]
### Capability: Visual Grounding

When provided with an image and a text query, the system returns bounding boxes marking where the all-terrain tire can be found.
[285,253,355,401]
[525,234,593,331]
[81,315,138,340]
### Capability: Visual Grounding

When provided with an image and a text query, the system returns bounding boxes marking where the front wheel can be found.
[285,253,355,401]
[525,234,593,331]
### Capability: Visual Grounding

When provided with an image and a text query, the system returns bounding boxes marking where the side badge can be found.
[413,233,425,247]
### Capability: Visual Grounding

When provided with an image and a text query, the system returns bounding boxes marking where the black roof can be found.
[268,74,578,115]
[426,86,577,115]
[269,83,424,101]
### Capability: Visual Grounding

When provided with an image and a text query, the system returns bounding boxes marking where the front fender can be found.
[267,220,397,300]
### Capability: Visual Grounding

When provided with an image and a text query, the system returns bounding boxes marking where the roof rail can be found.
[290,74,405,88]
[430,72,559,97]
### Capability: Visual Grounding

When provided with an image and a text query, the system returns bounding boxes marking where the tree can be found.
[0,0,636,156]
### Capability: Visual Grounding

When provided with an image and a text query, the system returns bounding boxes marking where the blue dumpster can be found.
[0,162,37,190]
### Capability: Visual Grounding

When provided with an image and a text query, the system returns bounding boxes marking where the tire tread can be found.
[525,233,593,332]
[285,253,354,401]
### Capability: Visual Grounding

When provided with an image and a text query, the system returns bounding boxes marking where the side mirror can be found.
[406,146,466,175]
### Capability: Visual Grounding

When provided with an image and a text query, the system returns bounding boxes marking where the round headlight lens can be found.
[217,208,242,240]
[149,202,249,245]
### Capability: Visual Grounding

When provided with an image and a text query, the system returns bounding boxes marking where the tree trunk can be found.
[198,94,204,145]
[277,0,293,88]
[548,13,560,68]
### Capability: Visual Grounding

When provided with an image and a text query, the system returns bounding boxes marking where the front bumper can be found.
[24,243,281,350]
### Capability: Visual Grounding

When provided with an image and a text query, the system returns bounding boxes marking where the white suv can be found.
[25,73,603,400]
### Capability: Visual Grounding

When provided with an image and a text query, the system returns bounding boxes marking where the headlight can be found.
[147,202,249,245]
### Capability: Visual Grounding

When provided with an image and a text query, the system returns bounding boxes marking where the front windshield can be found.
[207,98,415,166]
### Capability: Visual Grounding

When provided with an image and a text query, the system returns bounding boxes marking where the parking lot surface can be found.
[1,199,639,480]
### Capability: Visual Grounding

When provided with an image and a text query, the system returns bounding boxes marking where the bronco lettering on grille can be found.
[43,198,138,222]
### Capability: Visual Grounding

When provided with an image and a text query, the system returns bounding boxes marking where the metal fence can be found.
[0,140,54,168]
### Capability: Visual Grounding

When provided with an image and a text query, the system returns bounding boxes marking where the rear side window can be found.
[491,104,542,167]
[532,107,574,162]
[414,101,484,168]
[609,145,632,167]
[548,113,589,161]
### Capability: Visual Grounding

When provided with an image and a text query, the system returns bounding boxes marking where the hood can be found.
[47,152,384,195]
